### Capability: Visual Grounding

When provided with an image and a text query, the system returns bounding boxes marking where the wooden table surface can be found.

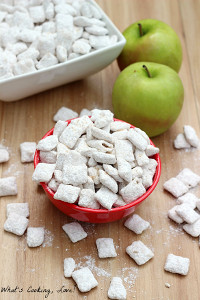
[1,0,200,299]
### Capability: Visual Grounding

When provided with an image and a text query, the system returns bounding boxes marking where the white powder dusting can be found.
[42,229,54,247]
[120,267,139,289]
[76,255,111,277]
[26,268,36,273]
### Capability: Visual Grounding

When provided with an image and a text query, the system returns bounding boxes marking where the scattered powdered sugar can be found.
[76,255,111,277]
[81,223,97,237]
[42,229,54,248]
[121,267,139,289]
[26,268,36,273]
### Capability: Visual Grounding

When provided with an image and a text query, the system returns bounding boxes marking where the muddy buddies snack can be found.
[0,0,119,80]
[174,125,199,149]
[32,109,159,210]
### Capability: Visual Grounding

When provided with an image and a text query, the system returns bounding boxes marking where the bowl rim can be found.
[34,118,161,214]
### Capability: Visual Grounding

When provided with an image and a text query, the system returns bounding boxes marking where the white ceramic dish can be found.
[0,0,126,102]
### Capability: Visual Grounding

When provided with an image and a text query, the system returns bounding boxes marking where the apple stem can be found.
[138,23,143,36]
[143,65,152,78]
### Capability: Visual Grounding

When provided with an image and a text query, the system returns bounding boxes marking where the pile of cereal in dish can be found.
[32,109,159,210]
[0,0,118,80]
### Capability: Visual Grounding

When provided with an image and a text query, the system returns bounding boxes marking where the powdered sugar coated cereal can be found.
[0,177,17,196]
[64,258,76,278]
[126,240,154,265]
[96,238,117,258]
[4,212,29,236]
[6,202,29,218]
[164,254,190,276]
[27,227,45,247]
[108,277,127,300]
[163,177,188,198]
[72,267,98,293]
[124,214,150,234]
[20,142,36,163]
[62,222,87,243]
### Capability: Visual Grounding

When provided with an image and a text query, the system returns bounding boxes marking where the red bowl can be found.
[34,118,161,223]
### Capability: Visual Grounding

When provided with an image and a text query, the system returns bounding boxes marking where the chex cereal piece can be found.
[88,157,97,167]
[164,254,190,275]
[90,109,113,128]
[174,133,191,149]
[117,158,132,183]
[95,186,118,210]
[142,170,154,189]
[87,139,113,153]
[20,142,36,163]
[163,177,188,198]
[183,125,199,147]
[103,164,123,183]
[144,158,158,176]
[63,163,88,186]
[88,167,100,185]
[4,212,29,236]
[78,189,100,209]
[64,258,76,278]
[62,222,87,243]
[54,170,62,183]
[113,196,126,207]
[72,267,98,293]
[36,53,58,70]
[110,121,130,132]
[108,277,127,300]
[127,128,148,151]
[183,219,200,237]
[40,150,57,164]
[79,108,91,117]
[37,135,58,151]
[96,238,117,258]
[134,127,150,144]
[115,139,134,162]
[27,227,45,248]
[175,203,200,224]
[53,120,67,138]
[53,107,78,122]
[99,170,118,193]
[32,163,55,183]
[120,180,146,204]
[91,126,113,143]
[177,193,198,209]
[176,168,200,188]
[48,178,59,192]
[124,214,150,234]
[57,143,70,155]
[135,149,149,166]
[93,152,116,165]
[145,145,159,157]
[168,206,184,224]
[83,176,95,191]
[112,130,128,141]
[13,58,36,75]
[6,202,29,218]
[132,166,143,179]
[0,176,17,196]
[54,184,80,203]
[59,116,92,149]
[126,240,154,265]
[0,148,9,163]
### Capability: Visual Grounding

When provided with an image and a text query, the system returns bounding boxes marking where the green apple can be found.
[118,19,182,72]
[112,62,184,137]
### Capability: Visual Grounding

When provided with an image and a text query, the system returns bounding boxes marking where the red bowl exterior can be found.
[34,118,161,223]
